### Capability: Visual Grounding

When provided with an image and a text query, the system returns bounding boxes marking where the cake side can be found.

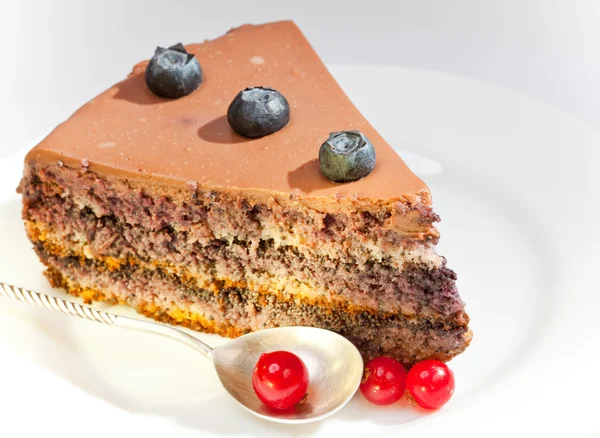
[19,157,471,367]
[21,158,465,321]
[38,249,471,367]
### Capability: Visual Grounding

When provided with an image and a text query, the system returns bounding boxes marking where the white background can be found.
[0,0,599,159]
[0,1,599,437]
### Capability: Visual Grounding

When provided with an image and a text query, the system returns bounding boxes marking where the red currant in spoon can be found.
[252,350,309,411]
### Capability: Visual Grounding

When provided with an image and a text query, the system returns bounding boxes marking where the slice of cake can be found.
[18,21,471,366]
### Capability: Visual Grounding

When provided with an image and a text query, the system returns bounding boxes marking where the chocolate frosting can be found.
[26,21,430,211]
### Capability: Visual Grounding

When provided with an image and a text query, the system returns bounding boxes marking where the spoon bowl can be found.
[211,326,364,424]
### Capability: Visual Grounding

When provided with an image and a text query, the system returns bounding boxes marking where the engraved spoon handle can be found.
[0,281,213,359]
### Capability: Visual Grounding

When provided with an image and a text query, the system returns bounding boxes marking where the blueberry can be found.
[319,130,376,182]
[145,43,202,98]
[227,87,290,138]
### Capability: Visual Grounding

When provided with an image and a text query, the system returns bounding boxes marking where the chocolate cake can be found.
[18,21,471,366]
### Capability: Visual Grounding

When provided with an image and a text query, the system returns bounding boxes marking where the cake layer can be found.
[30,227,465,319]
[22,156,440,261]
[21,163,465,318]
[37,246,472,367]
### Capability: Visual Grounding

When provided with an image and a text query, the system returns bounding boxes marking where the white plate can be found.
[0,65,598,438]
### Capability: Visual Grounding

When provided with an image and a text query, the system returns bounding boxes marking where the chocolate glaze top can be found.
[26,21,430,211]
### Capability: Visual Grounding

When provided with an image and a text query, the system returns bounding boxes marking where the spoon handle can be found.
[0,281,214,360]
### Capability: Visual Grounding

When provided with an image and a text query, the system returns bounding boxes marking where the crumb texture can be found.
[41,248,471,367]
[20,158,471,366]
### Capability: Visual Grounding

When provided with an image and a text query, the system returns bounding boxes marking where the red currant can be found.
[360,356,407,405]
[252,351,309,411]
[406,360,455,409]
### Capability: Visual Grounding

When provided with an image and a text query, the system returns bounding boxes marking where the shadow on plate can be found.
[425,163,561,403]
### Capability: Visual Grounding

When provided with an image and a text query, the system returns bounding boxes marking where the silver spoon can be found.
[0,281,363,424]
